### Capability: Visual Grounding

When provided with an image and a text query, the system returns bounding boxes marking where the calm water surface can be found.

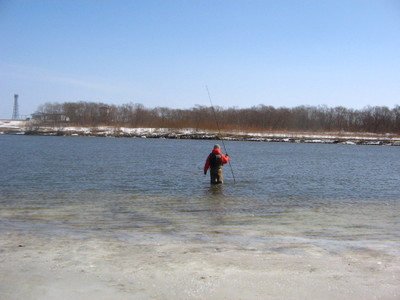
[1,135,399,252]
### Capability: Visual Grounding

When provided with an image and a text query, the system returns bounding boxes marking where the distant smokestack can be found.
[12,94,19,120]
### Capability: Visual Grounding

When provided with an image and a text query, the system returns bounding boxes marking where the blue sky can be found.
[1,0,399,119]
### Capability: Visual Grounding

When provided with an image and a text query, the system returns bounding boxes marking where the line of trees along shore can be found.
[35,102,400,134]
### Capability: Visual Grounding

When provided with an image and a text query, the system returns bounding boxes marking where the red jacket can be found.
[204,148,230,174]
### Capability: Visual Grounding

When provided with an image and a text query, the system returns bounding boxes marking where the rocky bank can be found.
[1,119,400,146]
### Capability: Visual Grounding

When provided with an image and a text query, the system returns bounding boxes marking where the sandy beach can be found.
[1,232,399,300]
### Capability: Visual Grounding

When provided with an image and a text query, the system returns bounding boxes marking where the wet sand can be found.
[1,233,399,300]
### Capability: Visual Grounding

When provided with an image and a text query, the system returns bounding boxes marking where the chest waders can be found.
[209,153,224,184]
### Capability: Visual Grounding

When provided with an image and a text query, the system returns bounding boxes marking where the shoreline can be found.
[1,119,400,146]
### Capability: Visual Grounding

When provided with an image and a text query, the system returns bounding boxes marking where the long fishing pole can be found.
[206,86,236,183]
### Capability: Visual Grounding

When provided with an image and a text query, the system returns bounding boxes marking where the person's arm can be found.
[221,153,230,164]
[204,155,210,174]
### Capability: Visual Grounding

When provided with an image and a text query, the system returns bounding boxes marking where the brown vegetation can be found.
[34,102,400,134]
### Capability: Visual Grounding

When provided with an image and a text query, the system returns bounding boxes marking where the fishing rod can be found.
[206,86,236,183]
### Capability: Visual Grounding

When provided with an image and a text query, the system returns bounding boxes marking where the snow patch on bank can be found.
[0,119,28,128]
[1,120,400,146]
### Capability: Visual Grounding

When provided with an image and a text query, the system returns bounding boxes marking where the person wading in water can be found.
[204,144,230,184]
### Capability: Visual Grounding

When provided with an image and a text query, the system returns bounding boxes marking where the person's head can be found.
[213,144,221,150]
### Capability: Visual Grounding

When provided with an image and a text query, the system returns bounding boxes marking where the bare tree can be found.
[33,102,400,134]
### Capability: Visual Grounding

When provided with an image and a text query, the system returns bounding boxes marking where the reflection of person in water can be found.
[203,144,230,184]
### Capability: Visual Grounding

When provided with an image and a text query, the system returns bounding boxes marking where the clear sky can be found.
[1,0,399,119]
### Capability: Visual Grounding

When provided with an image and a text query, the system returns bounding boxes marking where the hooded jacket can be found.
[204,148,230,174]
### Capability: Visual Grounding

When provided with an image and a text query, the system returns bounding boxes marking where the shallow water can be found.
[1,135,399,243]
[1,135,399,299]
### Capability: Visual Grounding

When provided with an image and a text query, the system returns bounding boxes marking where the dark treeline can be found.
[35,102,400,134]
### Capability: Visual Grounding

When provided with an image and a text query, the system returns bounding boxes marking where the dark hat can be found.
[214,144,221,149]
